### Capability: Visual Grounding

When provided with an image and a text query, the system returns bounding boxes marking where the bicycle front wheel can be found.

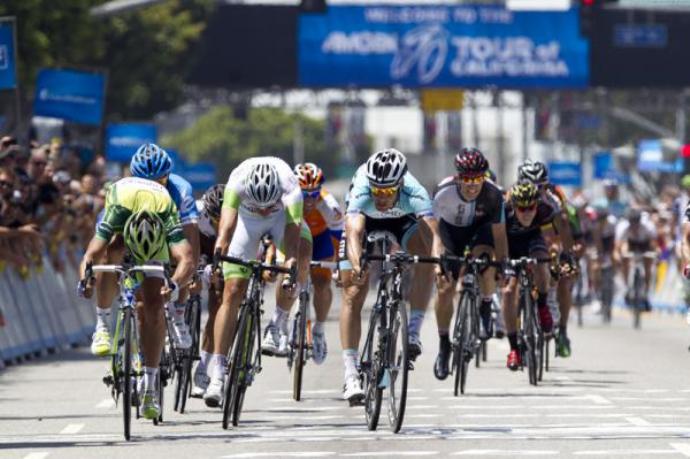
[453,292,473,396]
[121,308,133,441]
[362,308,383,431]
[293,292,308,401]
[633,269,643,329]
[231,310,256,426]
[387,303,408,433]
[223,304,249,429]
[522,295,538,386]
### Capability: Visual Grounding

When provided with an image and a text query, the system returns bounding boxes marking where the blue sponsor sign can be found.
[593,151,613,179]
[179,162,216,192]
[33,68,106,125]
[0,19,17,89]
[298,6,589,88]
[614,24,667,48]
[637,139,681,173]
[105,123,157,162]
[547,161,581,186]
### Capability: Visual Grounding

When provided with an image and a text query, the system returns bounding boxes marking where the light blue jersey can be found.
[346,165,433,219]
[167,173,199,225]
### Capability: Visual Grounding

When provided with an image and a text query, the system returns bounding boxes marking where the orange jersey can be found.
[303,189,344,236]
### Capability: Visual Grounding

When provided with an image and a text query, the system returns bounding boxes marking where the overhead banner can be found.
[0,18,17,90]
[637,139,682,173]
[105,123,157,162]
[298,5,588,88]
[33,68,106,125]
[547,161,581,186]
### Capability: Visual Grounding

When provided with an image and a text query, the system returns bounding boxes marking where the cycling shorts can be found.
[439,220,494,256]
[507,230,548,260]
[223,210,286,279]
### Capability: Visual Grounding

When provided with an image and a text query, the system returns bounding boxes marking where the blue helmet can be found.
[130,143,172,180]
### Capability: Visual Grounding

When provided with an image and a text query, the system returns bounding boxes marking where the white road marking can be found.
[59,423,84,435]
[574,450,677,456]
[95,398,114,408]
[452,450,558,456]
[670,443,690,457]
[222,453,336,458]
[342,452,438,457]
[23,454,50,459]
[584,395,613,405]
[610,397,686,402]
[625,417,651,426]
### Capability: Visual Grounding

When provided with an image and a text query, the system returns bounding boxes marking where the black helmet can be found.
[202,183,225,221]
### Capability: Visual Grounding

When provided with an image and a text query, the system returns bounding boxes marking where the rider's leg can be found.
[138,277,166,392]
[557,275,574,332]
[501,277,520,370]
[339,269,369,383]
[434,266,457,380]
[91,236,125,355]
[533,251,554,334]
[209,276,248,381]
[474,244,496,338]
[406,224,434,353]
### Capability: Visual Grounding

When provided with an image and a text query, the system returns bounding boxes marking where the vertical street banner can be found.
[547,161,581,186]
[105,123,157,162]
[0,18,17,90]
[33,68,106,125]
[299,5,589,88]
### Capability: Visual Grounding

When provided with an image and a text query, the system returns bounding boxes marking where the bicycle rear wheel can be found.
[178,297,200,414]
[387,303,408,433]
[292,292,308,401]
[363,307,383,431]
[232,310,256,426]
[122,308,133,441]
[537,331,545,382]
[223,303,249,429]
[453,292,472,396]
[544,336,550,372]
[521,294,538,386]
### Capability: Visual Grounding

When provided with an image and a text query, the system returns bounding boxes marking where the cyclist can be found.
[617,208,657,309]
[285,162,343,364]
[130,143,201,350]
[589,201,618,309]
[431,148,508,380]
[204,157,302,407]
[602,178,628,219]
[501,181,557,371]
[339,148,441,403]
[518,160,576,358]
[78,177,194,419]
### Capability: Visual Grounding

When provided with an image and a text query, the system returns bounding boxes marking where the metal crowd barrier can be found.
[0,257,93,369]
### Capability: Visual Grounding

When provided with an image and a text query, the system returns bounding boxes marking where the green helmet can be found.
[123,210,167,261]
[510,180,539,207]
[681,174,690,189]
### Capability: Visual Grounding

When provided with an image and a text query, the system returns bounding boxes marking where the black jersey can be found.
[433,176,505,228]
[505,199,557,236]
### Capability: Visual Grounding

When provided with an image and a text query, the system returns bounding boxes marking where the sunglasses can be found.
[516,203,537,212]
[302,189,321,199]
[458,175,485,185]
[371,186,399,197]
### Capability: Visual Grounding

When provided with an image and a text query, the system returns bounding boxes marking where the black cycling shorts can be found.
[507,230,547,260]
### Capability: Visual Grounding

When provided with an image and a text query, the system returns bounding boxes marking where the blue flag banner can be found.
[105,123,157,162]
[180,163,216,192]
[547,161,581,186]
[0,19,17,89]
[593,151,612,179]
[298,5,589,88]
[33,68,105,125]
[637,139,681,173]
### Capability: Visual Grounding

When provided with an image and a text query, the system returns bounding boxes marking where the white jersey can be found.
[196,200,216,238]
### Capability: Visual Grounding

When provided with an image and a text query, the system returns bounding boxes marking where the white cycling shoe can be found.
[343,375,365,406]
[171,321,192,350]
[311,330,327,365]
[262,325,289,357]
[204,378,224,408]
[191,365,210,398]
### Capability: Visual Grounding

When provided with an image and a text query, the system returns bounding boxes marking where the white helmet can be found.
[366,148,407,187]
[245,162,281,208]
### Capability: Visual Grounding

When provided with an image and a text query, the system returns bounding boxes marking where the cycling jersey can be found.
[166,173,199,225]
[617,220,656,252]
[95,177,184,245]
[196,200,216,239]
[346,165,432,219]
[304,188,344,238]
[433,176,505,227]
[504,199,557,236]
[222,156,302,225]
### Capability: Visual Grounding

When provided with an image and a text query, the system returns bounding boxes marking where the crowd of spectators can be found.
[0,135,106,276]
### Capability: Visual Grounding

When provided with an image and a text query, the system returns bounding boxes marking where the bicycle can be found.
[624,251,656,329]
[287,259,337,402]
[599,254,615,324]
[215,253,295,429]
[359,231,441,434]
[82,262,171,441]
[507,257,551,386]
[444,254,499,396]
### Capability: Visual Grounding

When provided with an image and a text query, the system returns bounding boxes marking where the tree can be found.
[161,106,336,177]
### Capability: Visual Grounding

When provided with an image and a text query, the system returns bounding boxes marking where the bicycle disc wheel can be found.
[363,308,383,431]
[292,293,308,401]
[232,311,255,426]
[387,303,408,433]
[122,308,133,441]
[223,304,249,429]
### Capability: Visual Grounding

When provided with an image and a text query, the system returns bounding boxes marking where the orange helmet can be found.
[293,162,324,190]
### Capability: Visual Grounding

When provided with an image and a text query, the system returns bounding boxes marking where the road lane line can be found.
[221,453,336,458]
[574,450,676,456]
[625,417,651,426]
[59,423,84,435]
[23,454,50,459]
[584,395,613,405]
[95,398,114,408]
[670,443,690,457]
[452,450,558,456]
[342,452,438,457]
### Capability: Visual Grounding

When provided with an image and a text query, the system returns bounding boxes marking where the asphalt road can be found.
[3,300,690,459]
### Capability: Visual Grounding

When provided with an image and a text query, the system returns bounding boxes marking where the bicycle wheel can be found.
[633,269,642,329]
[453,292,473,396]
[178,298,200,414]
[544,336,550,372]
[387,302,409,433]
[521,294,538,386]
[292,292,308,402]
[121,308,133,441]
[601,267,613,324]
[231,310,256,426]
[362,307,383,431]
[481,340,488,363]
[537,331,545,382]
[222,303,249,429]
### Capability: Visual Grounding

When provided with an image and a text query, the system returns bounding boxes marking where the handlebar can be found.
[362,252,442,267]
[84,262,173,290]
[215,253,297,286]
[506,257,553,268]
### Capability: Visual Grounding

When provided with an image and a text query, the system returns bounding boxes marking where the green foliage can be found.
[0,0,213,119]
[161,106,337,176]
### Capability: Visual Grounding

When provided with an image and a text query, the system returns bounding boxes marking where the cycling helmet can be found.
[627,208,642,225]
[455,147,489,177]
[245,162,281,208]
[603,178,618,189]
[518,160,549,185]
[510,181,539,207]
[366,148,407,187]
[294,162,324,190]
[130,143,172,180]
[123,210,167,261]
[202,183,225,221]
[681,174,690,189]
